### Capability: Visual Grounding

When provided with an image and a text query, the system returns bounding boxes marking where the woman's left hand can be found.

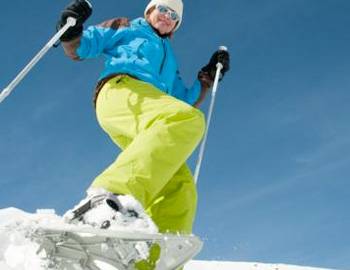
[194,50,230,108]
[200,49,230,81]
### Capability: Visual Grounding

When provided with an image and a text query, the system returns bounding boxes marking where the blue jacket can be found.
[76,17,201,105]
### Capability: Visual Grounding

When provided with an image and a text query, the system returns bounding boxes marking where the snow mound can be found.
[0,208,62,270]
[0,208,336,270]
[184,260,334,270]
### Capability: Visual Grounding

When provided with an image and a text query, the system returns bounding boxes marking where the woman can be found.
[58,0,230,235]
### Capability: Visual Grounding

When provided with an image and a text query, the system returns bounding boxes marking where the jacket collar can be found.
[135,17,171,40]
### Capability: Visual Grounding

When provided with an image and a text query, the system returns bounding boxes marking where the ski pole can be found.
[194,46,228,184]
[0,17,77,104]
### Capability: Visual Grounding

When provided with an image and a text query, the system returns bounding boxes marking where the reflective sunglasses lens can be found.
[170,12,179,21]
[157,5,168,13]
[157,5,179,21]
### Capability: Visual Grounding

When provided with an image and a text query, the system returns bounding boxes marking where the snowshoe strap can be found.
[71,193,123,221]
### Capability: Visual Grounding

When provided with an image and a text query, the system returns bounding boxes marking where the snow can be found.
[65,188,159,234]
[0,208,335,270]
[184,261,333,270]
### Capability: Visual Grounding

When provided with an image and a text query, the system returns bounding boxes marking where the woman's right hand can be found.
[57,0,93,42]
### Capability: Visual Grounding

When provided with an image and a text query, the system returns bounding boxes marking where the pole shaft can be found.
[194,63,223,184]
[0,17,76,104]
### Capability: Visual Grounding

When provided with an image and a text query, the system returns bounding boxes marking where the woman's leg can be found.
[92,76,205,209]
[146,163,197,234]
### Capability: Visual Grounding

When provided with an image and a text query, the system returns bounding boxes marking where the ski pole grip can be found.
[216,45,228,69]
[66,17,77,27]
[216,62,223,70]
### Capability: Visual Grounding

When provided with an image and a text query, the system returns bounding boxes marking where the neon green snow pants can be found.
[92,75,205,234]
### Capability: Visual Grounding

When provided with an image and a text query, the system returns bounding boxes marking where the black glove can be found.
[200,49,230,81]
[57,0,92,42]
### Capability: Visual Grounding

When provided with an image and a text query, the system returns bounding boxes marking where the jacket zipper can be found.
[159,39,167,75]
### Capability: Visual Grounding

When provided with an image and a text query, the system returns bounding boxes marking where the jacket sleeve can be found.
[172,70,202,105]
[62,18,129,61]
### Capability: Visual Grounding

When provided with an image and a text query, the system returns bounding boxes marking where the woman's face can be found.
[147,6,178,35]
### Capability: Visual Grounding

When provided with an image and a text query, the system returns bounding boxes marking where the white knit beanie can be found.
[144,0,184,31]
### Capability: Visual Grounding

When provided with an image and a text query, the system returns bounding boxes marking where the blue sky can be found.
[1,0,350,269]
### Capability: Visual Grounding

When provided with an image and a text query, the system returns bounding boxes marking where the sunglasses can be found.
[156,5,180,21]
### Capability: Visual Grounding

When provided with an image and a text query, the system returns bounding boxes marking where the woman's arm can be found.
[62,18,130,61]
[193,71,213,108]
